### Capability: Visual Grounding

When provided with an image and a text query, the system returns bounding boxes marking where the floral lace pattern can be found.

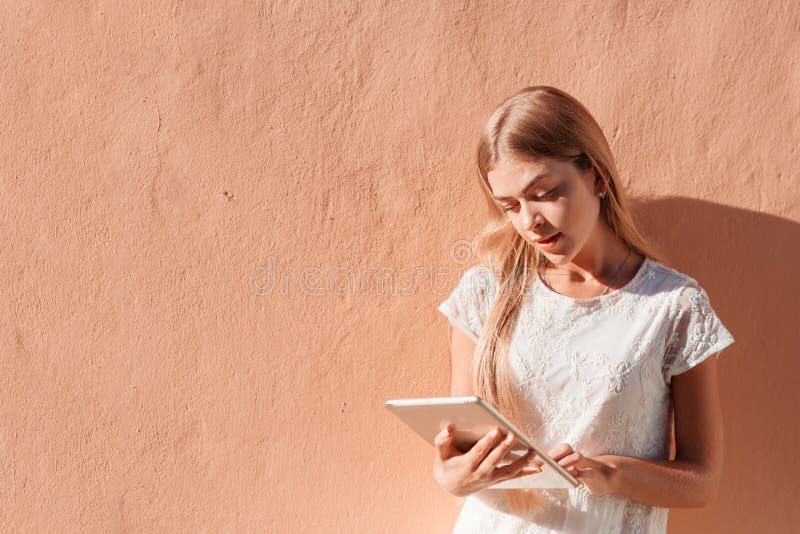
[439,258,735,534]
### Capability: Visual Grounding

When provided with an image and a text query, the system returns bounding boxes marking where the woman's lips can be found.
[535,232,561,249]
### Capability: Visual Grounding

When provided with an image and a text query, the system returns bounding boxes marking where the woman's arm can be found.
[556,355,725,507]
[447,322,477,397]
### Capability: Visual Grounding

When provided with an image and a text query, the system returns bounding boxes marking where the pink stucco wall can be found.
[2,1,798,532]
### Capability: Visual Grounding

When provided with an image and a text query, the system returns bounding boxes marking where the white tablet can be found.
[384,395,579,489]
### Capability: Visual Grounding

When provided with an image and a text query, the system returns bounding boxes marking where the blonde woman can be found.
[433,86,735,533]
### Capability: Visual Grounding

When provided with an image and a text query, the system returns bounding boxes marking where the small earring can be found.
[600,191,607,198]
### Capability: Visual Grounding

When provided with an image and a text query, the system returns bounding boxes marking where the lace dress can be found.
[436,257,735,533]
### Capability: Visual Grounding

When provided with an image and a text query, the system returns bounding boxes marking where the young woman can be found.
[432,86,735,533]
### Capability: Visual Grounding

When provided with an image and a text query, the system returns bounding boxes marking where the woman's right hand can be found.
[432,424,540,497]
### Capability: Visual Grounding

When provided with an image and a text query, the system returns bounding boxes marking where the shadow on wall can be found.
[395,196,796,534]
[630,197,798,534]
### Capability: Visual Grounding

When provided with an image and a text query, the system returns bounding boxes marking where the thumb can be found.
[433,424,461,460]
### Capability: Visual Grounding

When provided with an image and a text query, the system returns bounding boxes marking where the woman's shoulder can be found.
[643,257,706,293]
[454,263,500,296]
[641,258,719,313]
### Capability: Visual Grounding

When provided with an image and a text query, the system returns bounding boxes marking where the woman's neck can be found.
[544,227,640,285]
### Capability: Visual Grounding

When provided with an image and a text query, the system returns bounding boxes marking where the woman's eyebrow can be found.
[491,173,551,201]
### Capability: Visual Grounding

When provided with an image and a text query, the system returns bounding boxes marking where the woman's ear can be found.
[593,172,605,196]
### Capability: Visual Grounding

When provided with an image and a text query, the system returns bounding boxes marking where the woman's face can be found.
[486,156,605,265]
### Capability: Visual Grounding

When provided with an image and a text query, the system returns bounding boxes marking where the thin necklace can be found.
[542,249,632,297]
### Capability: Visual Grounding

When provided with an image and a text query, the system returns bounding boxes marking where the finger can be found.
[433,424,461,460]
[546,442,575,462]
[531,443,574,467]
[513,450,542,477]
[530,453,545,469]
[476,431,519,475]
[493,449,539,481]
[557,451,583,468]
[567,467,581,477]
[467,427,505,470]
[528,442,574,469]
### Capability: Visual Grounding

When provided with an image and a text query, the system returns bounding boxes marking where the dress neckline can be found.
[535,256,650,304]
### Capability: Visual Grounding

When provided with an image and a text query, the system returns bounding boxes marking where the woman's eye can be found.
[501,187,560,212]
[533,187,559,200]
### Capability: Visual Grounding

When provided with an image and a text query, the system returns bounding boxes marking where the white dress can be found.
[436,256,735,533]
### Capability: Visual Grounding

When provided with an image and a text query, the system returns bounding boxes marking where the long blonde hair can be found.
[470,86,664,514]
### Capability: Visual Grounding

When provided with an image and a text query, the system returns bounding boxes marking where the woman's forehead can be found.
[488,158,565,195]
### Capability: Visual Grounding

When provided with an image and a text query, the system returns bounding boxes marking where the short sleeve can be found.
[436,265,498,344]
[662,281,735,384]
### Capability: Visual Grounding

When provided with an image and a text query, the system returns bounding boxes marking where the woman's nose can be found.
[520,201,543,231]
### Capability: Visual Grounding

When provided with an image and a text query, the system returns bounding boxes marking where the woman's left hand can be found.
[528,443,616,496]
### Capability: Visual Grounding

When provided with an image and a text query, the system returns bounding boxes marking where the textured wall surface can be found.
[1,1,798,532]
